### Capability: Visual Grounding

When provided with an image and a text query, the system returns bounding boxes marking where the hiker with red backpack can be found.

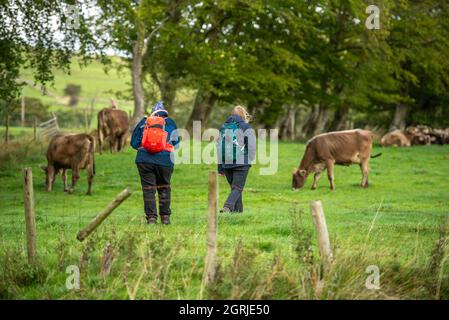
[217,106,256,213]
[131,101,180,225]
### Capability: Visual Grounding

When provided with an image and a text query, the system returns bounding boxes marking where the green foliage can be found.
[56,109,87,128]
[5,97,50,126]
[0,1,97,104]
[3,1,448,132]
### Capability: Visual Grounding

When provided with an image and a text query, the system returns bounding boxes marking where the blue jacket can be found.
[131,115,180,168]
[217,115,256,173]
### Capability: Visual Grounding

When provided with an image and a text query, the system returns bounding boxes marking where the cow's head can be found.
[292,168,308,191]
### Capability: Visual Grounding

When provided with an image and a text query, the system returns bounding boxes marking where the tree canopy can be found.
[2,0,448,135]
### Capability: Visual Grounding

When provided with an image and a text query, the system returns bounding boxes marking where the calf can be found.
[381,130,411,147]
[42,133,96,195]
[292,129,381,191]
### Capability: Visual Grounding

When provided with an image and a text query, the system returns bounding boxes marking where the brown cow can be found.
[97,104,129,154]
[292,129,381,191]
[381,130,411,147]
[42,134,96,195]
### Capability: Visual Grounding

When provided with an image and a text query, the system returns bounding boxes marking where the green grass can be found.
[0,135,448,299]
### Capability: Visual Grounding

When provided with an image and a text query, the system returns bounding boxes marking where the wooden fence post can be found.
[33,117,37,141]
[310,201,333,270]
[76,188,132,241]
[23,168,37,263]
[84,108,88,131]
[21,95,25,127]
[203,171,218,287]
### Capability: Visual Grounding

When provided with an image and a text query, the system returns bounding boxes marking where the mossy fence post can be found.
[203,171,218,290]
[23,168,37,263]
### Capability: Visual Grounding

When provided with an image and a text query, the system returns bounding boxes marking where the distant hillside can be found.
[19,57,197,126]
[20,57,134,112]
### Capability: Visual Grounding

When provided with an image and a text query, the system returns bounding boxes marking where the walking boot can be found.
[161,215,171,225]
[146,216,157,224]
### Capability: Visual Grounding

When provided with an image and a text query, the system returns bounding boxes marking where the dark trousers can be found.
[137,163,173,219]
[223,166,250,212]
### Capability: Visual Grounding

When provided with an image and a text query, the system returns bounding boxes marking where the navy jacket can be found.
[217,115,256,174]
[131,115,180,168]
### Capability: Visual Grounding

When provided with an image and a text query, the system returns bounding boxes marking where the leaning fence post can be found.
[310,200,333,270]
[76,188,132,241]
[84,108,89,131]
[203,171,218,288]
[23,168,37,263]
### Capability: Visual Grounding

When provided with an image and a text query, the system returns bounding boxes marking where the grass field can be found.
[0,133,448,299]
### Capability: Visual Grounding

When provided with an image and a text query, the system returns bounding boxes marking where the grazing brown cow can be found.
[381,130,411,147]
[42,134,96,195]
[97,105,129,154]
[292,129,381,191]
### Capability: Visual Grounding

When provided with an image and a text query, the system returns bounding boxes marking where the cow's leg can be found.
[69,166,80,194]
[115,135,120,152]
[46,165,56,192]
[62,169,68,192]
[98,130,103,155]
[325,159,335,191]
[118,133,127,152]
[360,159,369,188]
[86,168,93,195]
[109,135,115,153]
[311,171,322,190]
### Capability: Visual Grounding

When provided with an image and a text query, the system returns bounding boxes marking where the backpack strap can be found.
[148,123,164,130]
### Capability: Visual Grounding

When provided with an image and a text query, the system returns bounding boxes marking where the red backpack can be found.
[141,116,174,153]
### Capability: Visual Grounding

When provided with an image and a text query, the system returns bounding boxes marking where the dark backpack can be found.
[219,121,247,164]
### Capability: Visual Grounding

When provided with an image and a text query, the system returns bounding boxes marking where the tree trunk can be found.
[390,104,408,131]
[130,31,146,127]
[328,106,349,131]
[279,107,296,141]
[302,104,331,138]
[160,74,177,115]
[187,89,219,134]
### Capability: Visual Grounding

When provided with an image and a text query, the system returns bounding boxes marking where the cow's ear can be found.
[292,168,298,175]
[299,169,307,177]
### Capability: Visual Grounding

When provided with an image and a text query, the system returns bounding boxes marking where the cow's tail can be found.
[88,135,96,176]
[371,153,382,159]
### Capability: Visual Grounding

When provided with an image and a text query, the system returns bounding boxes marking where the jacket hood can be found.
[225,114,245,124]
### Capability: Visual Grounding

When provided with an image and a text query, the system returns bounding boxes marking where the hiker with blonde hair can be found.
[217,105,256,213]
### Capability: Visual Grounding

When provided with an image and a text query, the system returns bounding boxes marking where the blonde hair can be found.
[232,105,252,123]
